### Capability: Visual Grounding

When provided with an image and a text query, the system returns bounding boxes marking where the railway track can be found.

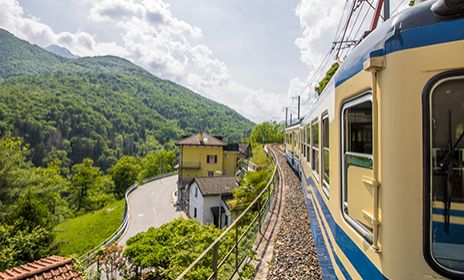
[266,145,321,280]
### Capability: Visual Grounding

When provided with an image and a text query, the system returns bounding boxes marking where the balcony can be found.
[179,161,201,169]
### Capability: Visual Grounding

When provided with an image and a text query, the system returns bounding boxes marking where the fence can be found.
[77,171,178,267]
[175,146,279,280]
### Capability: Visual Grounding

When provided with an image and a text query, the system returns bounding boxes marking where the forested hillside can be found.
[0,29,65,78]
[0,28,254,170]
[0,27,254,269]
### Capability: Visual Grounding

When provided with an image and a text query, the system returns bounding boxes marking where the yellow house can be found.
[175,132,239,208]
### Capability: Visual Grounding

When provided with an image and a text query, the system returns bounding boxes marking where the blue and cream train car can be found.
[284,1,464,279]
[284,121,303,175]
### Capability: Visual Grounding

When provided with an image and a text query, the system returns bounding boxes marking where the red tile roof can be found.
[176,132,227,146]
[0,256,83,280]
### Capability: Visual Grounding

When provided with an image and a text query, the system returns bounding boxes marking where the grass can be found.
[53,199,125,257]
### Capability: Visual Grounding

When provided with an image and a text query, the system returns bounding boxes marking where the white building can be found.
[188,176,238,228]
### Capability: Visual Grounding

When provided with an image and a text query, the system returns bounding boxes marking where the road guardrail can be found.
[77,171,178,267]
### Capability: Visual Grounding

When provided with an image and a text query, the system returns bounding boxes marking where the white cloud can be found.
[0,0,128,57]
[291,0,411,108]
[201,81,284,123]
[8,0,406,123]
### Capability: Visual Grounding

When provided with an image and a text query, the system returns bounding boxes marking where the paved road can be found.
[118,175,183,245]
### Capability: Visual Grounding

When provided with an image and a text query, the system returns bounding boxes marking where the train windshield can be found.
[429,76,464,273]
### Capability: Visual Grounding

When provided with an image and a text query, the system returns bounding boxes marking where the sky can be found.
[0,0,409,123]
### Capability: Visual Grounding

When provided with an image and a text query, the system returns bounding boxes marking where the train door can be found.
[424,72,464,278]
[341,93,375,243]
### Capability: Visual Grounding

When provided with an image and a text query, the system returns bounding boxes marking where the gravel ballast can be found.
[267,150,322,280]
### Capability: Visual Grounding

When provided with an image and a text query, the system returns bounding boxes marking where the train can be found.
[284,0,464,279]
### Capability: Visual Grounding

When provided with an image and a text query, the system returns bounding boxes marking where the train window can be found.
[303,128,307,158]
[307,126,311,164]
[322,113,330,197]
[341,93,374,243]
[312,119,319,179]
[301,130,304,156]
[425,74,464,277]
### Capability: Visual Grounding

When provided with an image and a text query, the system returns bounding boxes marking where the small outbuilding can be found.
[188,176,238,228]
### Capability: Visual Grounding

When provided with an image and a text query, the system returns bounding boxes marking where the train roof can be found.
[334,0,464,88]
[296,0,464,126]
[284,120,302,131]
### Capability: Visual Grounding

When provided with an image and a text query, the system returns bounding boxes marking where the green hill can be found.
[0,28,253,170]
[0,29,65,78]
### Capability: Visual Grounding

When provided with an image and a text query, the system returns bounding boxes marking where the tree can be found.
[315,62,339,95]
[110,156,142,199]
[0,224,56,271]
[231,169,271,213]
[0,190,57,270]
[124,218,221,279]
[29,161,71,223]
[0,134,30,217]
[70,158,101,212]
[139,150,177,181]
[7,189,53,232]
[250,121,284,144]
[88,175,115,210]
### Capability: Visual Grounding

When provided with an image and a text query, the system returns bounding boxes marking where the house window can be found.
[207,155,217,164]
[311,119,319,178]
[194,207,197,218]
[341,93,374,242]
[424,73,464,277]
[208,171,214,177]
[195,186,198,198]
[322,113,330,197]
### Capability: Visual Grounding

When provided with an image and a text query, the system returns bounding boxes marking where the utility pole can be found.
[291,96,301,120]
[282,107,289,127]
[384,0,390,20]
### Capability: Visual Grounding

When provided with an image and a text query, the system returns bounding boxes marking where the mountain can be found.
[0,29,65,78]
[0,28,254,170]
[45,44,78,59]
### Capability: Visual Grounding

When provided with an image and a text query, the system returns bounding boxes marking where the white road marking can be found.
[138,213,144,217]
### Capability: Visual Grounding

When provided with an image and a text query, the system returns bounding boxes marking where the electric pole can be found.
[285,107,288,127]
[292,96,301,120]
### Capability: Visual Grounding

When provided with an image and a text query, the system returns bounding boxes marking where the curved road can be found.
[118,175,184,245]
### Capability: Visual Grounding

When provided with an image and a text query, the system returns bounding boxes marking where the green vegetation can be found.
[139,150,176,181]
[107,144,275,279]
[250,121,284,144]
[0,28,254,171]
[110,156,142,199]
[54,199,125,257]
[0,133,177,268]
[315,62,339,95]
[0,190,58,271]
[0,29,64,78]
[250,144,272,167]
[124,218,221,279]
[231,144,273,213]
[0,27,255,270]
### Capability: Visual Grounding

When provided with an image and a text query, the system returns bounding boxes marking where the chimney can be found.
[199,132,204,144]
